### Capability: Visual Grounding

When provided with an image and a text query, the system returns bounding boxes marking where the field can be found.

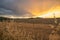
[0,18,60,40]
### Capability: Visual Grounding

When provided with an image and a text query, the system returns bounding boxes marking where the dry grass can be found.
[0,21,59,40]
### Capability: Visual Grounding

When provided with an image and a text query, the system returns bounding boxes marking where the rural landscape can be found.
[0,17,60,40]
[0,0,60,40]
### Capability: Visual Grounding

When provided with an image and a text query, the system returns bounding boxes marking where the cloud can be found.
[0,8,14,15]
[0,0,33,17]
[0,0,60,17]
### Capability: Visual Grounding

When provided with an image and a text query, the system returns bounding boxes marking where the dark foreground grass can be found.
[0,21,60,40]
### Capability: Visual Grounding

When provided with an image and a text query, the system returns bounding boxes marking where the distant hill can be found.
[0,17,13,21]
[0,17,60,24]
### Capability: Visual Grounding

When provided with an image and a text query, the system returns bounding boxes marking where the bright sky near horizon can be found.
[0,0,60,18]
[37,6,60,18]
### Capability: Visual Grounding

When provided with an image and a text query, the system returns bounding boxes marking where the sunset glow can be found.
[42,6,60,18]
[32,6,60,18]
[0,0,60,18]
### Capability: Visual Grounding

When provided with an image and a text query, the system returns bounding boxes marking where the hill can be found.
[0,17,60,24]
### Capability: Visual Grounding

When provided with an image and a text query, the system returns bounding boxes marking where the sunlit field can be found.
[0,0,60,40]
[0,18,60,40]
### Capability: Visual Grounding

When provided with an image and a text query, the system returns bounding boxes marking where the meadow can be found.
[0,18,60,40]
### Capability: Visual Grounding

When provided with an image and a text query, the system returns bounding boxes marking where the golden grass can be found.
[0,21,58,40]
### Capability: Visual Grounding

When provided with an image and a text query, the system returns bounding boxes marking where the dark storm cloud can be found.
[0,0,33,17]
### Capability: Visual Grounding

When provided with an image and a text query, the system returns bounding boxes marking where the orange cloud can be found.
[23,0,60,18]
[38,6,60,18]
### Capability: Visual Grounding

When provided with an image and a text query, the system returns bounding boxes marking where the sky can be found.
[0,0,60,18]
